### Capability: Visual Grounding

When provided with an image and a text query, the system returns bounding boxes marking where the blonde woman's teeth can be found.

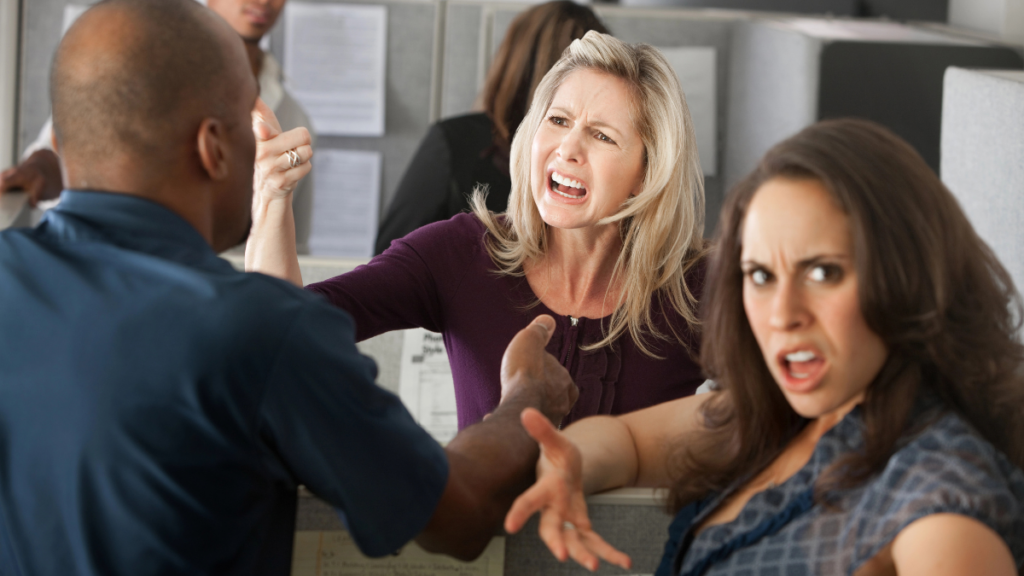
[552,172,585,190]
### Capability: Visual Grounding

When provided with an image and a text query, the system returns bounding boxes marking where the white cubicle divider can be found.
[294,487,673,576]
[941,68,1024,304]
[724,18,1024,190]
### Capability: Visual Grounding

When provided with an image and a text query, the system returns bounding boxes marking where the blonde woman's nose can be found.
[556,129,585,164]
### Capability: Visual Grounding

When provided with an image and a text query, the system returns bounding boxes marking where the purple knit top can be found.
[306,213,705,429]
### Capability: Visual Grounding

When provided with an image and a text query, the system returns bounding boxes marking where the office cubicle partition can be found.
[724,19,1024,189]
[941,68,1024,303]
[268,0,444,216]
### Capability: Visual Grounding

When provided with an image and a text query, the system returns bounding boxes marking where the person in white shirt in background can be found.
[0,0,316,253]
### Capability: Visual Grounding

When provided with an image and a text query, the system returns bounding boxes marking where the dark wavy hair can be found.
[669,118,1024,511]
[481,1,607,159]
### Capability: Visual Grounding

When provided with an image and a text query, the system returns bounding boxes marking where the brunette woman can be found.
[506,119,1024,575]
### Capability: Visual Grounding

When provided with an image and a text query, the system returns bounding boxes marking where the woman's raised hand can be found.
[504,408,632,572]
[252,98,313,201]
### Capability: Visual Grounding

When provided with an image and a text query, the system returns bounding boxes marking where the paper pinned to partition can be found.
[655,47,717,176]
[62,4,91,35]
[292,531,504,576]
[284,2,387,136]
[399,328,457,444]
[308,149,381,259]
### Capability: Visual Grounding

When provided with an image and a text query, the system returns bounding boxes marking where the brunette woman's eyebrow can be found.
[794,254,850,271]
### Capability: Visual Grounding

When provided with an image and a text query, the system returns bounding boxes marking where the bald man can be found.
[0,0,315,253]
[0,2,576,575]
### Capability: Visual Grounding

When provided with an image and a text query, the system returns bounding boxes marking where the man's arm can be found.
[416,315,578,560]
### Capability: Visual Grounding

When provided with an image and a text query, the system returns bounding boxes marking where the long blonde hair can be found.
[472,31,707,356]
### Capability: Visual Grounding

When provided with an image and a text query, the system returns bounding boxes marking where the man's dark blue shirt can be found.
[0,191,448,575]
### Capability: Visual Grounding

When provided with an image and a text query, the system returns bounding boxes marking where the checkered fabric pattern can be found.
[673,407,1024,576]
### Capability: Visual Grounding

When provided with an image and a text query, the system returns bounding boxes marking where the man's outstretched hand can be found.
[499,315,577,426]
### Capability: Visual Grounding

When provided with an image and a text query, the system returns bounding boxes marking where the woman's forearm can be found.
[246,193,302,287]
[563,416,640,494]
[565,393,712,494]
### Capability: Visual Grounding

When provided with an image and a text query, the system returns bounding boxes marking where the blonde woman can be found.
[246,32,708,429]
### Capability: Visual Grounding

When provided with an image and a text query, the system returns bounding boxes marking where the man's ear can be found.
[197,118,229,180]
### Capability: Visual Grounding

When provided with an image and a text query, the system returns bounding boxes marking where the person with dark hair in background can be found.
[0,1,578,574]
[373,0,608,254]
[504,119,1024,575]
[0,0,317,254]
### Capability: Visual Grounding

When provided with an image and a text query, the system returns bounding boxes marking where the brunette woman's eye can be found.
[748,269,771,286]
[597,132,616,145]
[808,264,843,283]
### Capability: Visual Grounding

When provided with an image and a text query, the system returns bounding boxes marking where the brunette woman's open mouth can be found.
[777,348,827,392]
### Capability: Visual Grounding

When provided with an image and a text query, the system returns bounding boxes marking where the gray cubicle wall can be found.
[296,488,674,575]
[724,19,1024,190]
[17,0,442,221]
[268,0,444,215]
[941,68,1024,302]
[16,0,91,155]
[442,2,749,232]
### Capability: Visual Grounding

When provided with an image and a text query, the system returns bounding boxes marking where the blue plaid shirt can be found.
[658,400,1024,576]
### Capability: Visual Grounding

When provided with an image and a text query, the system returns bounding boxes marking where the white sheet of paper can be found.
[284,3,387,136]
[782,19,982,46]
[399,328,457,444]
[292,531,504,576]
[655,47,717,176]
[62,4,90,35]
[308,149,381,258]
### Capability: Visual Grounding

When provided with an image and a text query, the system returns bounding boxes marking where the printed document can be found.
[308,149,381,259]
[284,2,387,136]
[399,328,457,444]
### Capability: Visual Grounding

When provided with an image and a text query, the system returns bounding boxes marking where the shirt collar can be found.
[46,190,231,271]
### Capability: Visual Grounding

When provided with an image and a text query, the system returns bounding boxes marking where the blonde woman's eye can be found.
[550,116,567,126]
[597,132,615,144]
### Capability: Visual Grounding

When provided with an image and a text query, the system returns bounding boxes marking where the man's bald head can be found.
[51,0,252,171]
